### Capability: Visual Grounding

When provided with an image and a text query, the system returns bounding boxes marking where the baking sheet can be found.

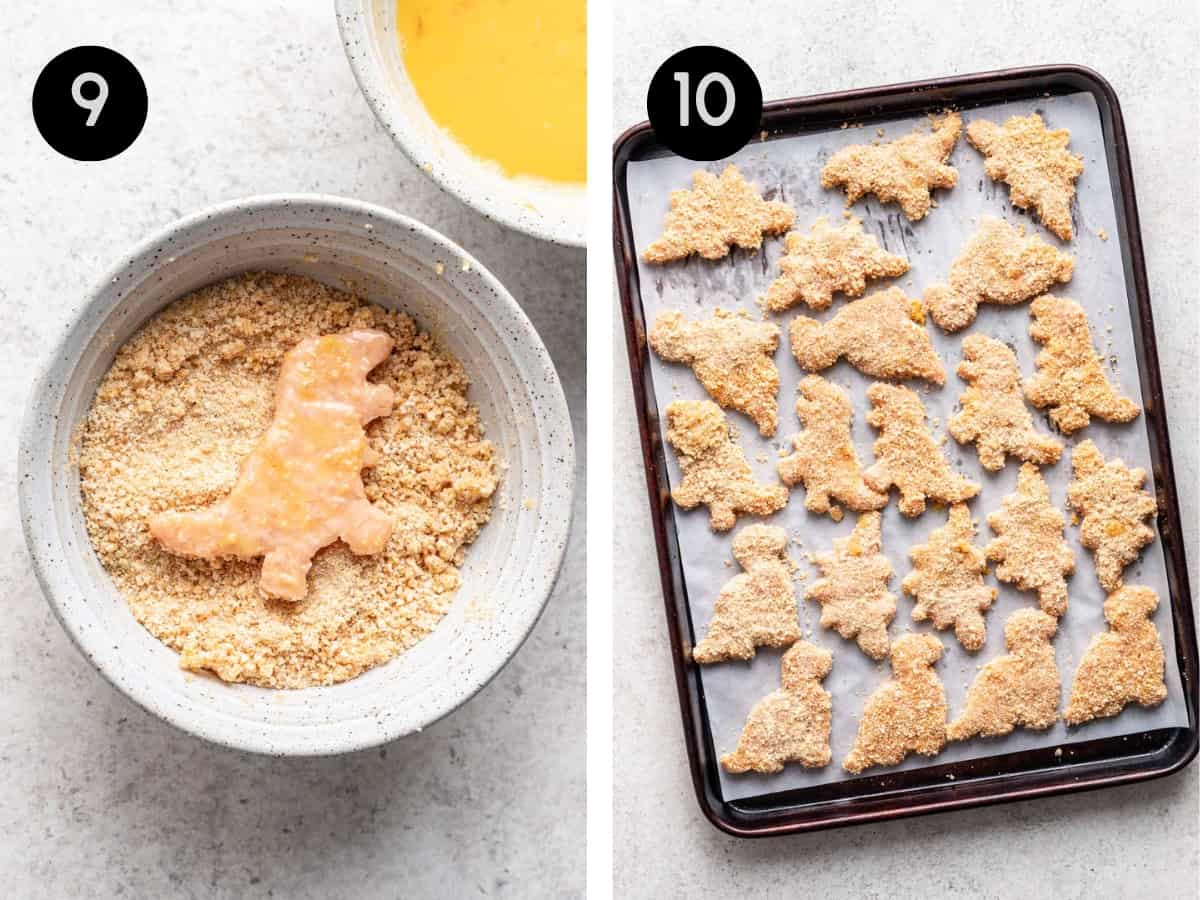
[625,91,1188,802]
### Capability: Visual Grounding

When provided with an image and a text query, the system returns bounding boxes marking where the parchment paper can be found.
[625,91,1188,802]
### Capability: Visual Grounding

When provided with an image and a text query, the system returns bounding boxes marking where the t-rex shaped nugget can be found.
[790,287,945,385]
[985,463,1075,617]
[150,330,396,601]
[1024,295,1140,434]
[948,333,1063,471]
[777,376,888,522]
[759,216,909,313]
[692,525,801,664]
[821,112,961,221]
[649,308,780,436]
[664,400,789,531]
[843,633,947,774]
[1064,585,1167,725]
[902,504,997,652]
[923,217,1074,331]
[721,642,833,773]
[863,383,981,517]
[947,609,1061,741]
[967,113,1084,241]
[805,512,896,660]
[1066,440,1157,591]
[642,164,795,263]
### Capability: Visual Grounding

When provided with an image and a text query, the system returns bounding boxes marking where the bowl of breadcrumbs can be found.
[19,195,574,755]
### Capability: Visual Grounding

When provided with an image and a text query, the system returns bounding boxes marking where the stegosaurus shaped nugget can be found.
[649,308,780,436]
[150,330,396,601]
[664,400,788,531]
[759,216,909,313]
[805,512,896,660]
[821,112,961,222]
[902,504,997,652]
[923,217,1074,332]
[721,641,833,774]
[949,333,1063,471]
[692,525,801,664]
[967,113,1084,241]
[1066,440,1157,592]
[790,287,945,385]
[777,375,888,522]
[985,463,1075,617]
[642,165,795,263]
[1025,295,1140,434]
[863,383,980,517]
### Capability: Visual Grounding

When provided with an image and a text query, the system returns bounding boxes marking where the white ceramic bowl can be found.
[335,0,586,247]
[19,195,574,755]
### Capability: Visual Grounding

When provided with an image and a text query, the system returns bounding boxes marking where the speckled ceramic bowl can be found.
[335,0,586,247]
[19,195,574,755]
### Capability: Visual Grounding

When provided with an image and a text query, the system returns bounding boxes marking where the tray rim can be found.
[612,62,1198,838]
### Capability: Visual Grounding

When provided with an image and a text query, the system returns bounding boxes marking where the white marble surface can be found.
[0,1,583,897]
[613,0,1198,895]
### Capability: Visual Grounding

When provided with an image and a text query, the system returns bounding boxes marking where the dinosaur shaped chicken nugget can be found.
[790,287,945,385]
[1025,295,1140,434]
[985,463,1075,617]
[967,113,1084,241]
[863,383,980,517]
[1064,585,1167,725]
[843,633,947,774]
[1066,440,1157,591]
[805,512,895,660]
[642,165,794,263]
[649,308,780,436]
[149,330,396,601]
[664,400,788,531]
[759,216,909,313]
[777,375,888,522]
[949,333,1063,471]
[902,504,997,652]
[821,112,961,221]
[947,609,1061,741]
[692,525,800,664]
[722,642,833,773]
[923,217,1074,331]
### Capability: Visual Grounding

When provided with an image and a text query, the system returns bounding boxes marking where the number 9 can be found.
[71,72,109,127]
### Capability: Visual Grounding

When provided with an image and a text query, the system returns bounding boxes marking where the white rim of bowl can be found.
[18,193,575,756]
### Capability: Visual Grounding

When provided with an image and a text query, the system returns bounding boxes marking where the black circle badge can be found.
[646,46,762,161]
[33,46,148,161]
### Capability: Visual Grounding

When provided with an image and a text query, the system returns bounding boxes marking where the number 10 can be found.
[674,71,736,127]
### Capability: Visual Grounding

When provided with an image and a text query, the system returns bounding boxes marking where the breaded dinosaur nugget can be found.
[967,113,1084,241]
[821,112,961,221]
[985,463,1075,617]
[1066,440,1157,591]
[692,525,801,663]
[790,287,945,385]
[642,165,795,263]
[759,216,909,313]
[923,217,1074,331]
[665,400,789,531]
[649,308,780,436]
[947,609,1060,741]
[805,512,896,660]
[843,633,947,774]
[863,383,980,517]
[777,376,888,522]
[1025,295,1140,434]
[949,333,1063,471]
[721,642,833,773]
[1064,585,1167,725]
[902,504,997,652]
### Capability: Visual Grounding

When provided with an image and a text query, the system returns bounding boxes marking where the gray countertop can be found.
[613,0,1197,895]
[0,2,583,897]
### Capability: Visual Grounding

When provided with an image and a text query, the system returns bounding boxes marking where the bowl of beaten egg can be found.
[336,0,586,246]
